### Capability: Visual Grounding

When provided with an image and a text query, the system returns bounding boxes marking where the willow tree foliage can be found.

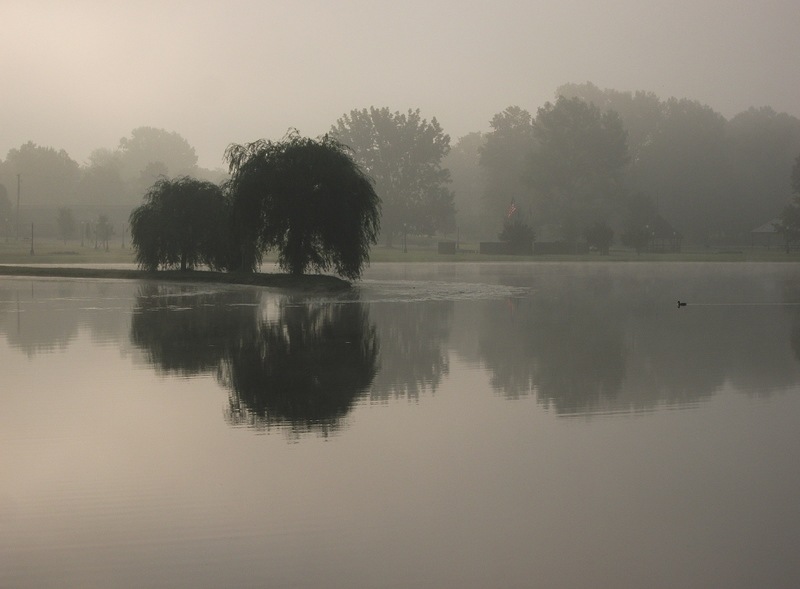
[225,132,381,279]
[129,176,229,271]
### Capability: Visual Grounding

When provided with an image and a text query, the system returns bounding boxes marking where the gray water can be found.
[2,262,800,588]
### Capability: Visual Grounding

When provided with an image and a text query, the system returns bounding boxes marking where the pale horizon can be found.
[2,0,799,170]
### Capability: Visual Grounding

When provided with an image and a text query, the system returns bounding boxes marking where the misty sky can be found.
[2,0,798,170]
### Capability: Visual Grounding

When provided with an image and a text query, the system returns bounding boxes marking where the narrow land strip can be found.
[0,265,351,291]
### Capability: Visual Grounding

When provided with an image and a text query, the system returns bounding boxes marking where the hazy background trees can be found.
[725,108,800,237]
[475,98,628,245]
[2,84,800,250]
[528,96,629,244]
[0,142,80,207]
[0,127,228,243]
[56,208,75,244]
[330,107,455,246]
[0,184,11,240]
[441,132,485,241]
[556,82,800,246]
[478,106,535,236]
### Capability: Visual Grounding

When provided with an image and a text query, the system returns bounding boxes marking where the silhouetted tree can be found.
[129,176,229,271]
[225,132,380,279]
[330,107,454,245]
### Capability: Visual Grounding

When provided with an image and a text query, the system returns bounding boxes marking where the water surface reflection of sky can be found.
[3,264,800,588]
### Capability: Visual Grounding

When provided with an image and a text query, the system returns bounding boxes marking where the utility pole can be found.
[16,174,20,241]
[30,223,34,255]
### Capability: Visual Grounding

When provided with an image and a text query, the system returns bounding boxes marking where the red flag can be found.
[506,201,518,219]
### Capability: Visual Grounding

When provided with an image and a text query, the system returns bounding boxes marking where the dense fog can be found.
[2,1,799,248]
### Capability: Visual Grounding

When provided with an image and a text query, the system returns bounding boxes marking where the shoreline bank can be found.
[0,265,351,291]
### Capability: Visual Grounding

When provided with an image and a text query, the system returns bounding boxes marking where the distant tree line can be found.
[3,83,800,250]
[449,82,800,248]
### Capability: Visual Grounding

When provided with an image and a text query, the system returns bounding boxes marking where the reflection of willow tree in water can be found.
[131,284,257,376]
[471,266,800,415]
[130,285,379,435]
[222,302,378,435]
[367,301,452,401]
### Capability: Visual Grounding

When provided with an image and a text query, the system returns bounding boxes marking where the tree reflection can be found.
[470,265,800,415]
[222,302,378,435]
[131,283,257,376]
[130,285,378,435]
[0,282,105,356]
[368,301,452,401]
[475,279,626,412]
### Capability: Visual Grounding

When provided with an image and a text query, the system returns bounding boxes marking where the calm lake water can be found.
[2,262,800,588]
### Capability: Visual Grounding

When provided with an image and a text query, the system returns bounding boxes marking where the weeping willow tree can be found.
[224,131,381,280]
[129,176,230,271]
